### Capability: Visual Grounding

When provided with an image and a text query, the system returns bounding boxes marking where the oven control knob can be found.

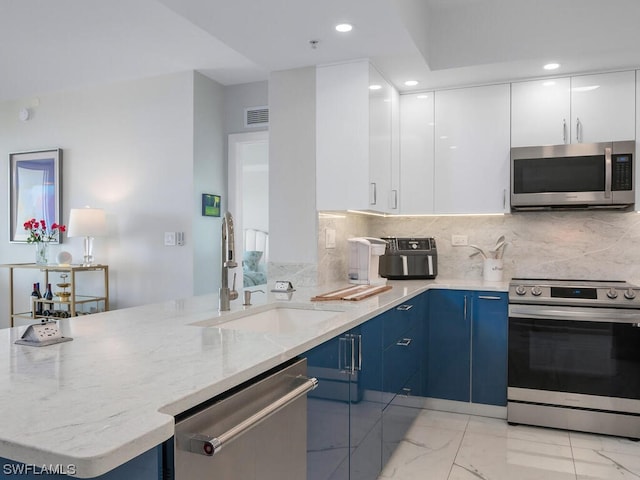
[624,288,636,300]
[606,288,618,299]
[531,286,542,296]
[514,285,527,296]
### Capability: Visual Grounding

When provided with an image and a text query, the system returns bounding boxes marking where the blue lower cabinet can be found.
[471,293,508,406]
[427,289,471,402]
[306,293,427,480]
[306,318,383,480]
[0,444,164,479]
[426,289,508,407]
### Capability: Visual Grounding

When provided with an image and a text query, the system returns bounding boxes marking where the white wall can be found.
[193,72,226,296]
[0,71,225,326]
[268,68,318,285]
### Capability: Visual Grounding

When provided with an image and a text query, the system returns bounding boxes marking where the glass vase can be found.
[35,242,49,266]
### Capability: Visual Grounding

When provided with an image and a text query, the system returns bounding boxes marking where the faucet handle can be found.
[230,273,239,301]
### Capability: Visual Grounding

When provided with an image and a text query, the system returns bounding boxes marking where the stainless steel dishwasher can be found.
[174,358,316,479]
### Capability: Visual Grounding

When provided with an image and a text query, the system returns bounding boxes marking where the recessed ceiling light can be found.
[543,63,560,70]
[335,23,353,33]
[369,84,382,90]
[404,80,419,87]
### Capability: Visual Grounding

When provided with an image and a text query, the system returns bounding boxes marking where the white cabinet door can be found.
[316,60,370,211]
[511,78,571,147]
[434,84,511,214]
[511,71,636,147]
[368,65,394,212]
[571,71,636,143]
[400,92,435,214]
[316,60,399,213]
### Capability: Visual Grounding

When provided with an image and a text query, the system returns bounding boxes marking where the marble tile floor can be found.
[378,409,640,480]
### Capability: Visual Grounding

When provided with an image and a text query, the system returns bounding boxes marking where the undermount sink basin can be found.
[191,305,347,334]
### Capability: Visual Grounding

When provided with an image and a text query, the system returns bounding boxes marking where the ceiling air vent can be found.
[245,106,269,128]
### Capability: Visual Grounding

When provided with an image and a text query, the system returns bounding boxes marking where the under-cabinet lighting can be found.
[369,84,382,90]
[404,80,419,86]
[347,210,505,218]
[572,85,600,92]
[542,81,556,87]
[543,63,560,70]
[416,94,430,99]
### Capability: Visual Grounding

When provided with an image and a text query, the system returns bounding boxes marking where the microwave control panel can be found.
[612,154,633,191]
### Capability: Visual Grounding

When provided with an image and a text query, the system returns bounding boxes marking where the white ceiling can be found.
[2,0,640,103]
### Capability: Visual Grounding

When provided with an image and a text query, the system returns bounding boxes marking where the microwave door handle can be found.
[605,147,612,199]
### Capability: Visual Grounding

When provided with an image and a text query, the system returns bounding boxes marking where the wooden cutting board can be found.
[311,284,392,302]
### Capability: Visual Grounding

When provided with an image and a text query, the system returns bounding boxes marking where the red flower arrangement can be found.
[23,218,66,243]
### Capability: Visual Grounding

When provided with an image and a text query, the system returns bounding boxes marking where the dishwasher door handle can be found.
[187,375,318,457]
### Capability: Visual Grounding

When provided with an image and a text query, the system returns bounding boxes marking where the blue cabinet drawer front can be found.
[383,328,420,393]
[383,302,420,347]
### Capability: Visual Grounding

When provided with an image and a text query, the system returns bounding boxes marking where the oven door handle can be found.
[509,305,640,324]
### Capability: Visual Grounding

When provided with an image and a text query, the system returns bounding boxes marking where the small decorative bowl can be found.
[56,291,71,300]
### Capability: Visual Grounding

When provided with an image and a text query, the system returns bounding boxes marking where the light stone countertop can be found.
[0,277,508,478]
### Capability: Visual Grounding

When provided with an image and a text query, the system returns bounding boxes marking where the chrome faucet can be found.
[219,211,238,311]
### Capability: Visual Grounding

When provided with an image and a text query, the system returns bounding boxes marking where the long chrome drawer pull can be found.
[478,295,502,300]
[188,375,318,457]
[396,338,412,347]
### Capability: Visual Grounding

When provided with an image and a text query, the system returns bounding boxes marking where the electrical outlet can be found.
[451,234,468,246]
[325,228,336,249]
[164,232,176,246]
[176,232,185,246]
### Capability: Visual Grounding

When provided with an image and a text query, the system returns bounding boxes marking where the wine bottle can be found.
[31,283,42,316]
[36,282,43,316]
[45,283,54,311]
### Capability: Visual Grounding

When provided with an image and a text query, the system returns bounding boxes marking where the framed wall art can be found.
[201,194,221,217]
[9,148,63,243]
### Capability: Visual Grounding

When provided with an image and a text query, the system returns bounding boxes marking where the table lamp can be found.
[68,207,107,266]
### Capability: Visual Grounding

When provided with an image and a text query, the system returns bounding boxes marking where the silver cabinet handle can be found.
[396,304,413,311]
[396,338,412,347]
[604,147,612,199]
[562,119,567,144]
[576,117,581,143]
[391,189,398,210]
[463,295,468,319]
[370,182,377,205]
[478,295,502,300]
[339,334,361,374]
[187,375,318,456]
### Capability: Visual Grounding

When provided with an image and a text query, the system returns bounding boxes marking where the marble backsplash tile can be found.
[318,211,640,285]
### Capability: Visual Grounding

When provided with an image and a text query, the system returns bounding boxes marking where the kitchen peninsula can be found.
[0,279,507,478]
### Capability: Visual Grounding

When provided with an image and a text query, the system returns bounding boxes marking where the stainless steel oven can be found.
[508,279,640,438]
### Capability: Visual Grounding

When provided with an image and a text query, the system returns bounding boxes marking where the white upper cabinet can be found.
[511,78,571,147]
[511,71,636,147]
[571,71,636,143]
[434,84,511,214]
[316,60,399,213]
[399,92,435,214]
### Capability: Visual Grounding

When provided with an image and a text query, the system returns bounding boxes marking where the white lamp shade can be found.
[68,208,107,237]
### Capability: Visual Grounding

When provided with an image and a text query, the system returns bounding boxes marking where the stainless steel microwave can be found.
[510,141,635,210]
